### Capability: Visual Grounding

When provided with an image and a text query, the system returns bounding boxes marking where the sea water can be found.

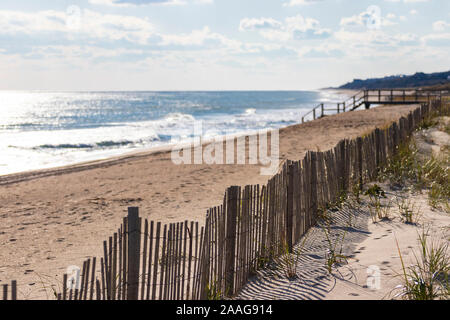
[0,90,347,175]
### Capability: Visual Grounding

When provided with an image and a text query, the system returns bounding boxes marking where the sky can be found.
[0,0,449,91]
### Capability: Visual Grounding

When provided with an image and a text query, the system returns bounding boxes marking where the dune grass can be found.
[379,118,449,213]
[393,229,449,300]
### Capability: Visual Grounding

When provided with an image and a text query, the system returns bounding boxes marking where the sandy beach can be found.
[237,188,450,300]
[0,104,420,299]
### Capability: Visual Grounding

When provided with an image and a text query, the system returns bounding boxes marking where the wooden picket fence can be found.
[1,281,17,300]
[4,98,446,300]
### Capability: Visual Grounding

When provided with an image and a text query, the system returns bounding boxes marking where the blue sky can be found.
[0,0,448,90]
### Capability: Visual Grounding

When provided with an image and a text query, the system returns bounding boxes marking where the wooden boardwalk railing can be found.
[3,98,447,300]
[301,89,449,123]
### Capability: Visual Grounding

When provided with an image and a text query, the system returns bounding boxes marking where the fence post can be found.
[356,137,363,187]
[310,152,318,224]
[224,186,238,297]
[375,128,381,172]
[392,122,399,154]
[286,164,294,253]
[127,207,140,300]
[3,284,7,300]
[339,141,347,191]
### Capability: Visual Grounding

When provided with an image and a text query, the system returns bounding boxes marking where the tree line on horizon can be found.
[338,70,450,90]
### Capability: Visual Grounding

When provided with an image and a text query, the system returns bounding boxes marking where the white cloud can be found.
[410,9,418,15]
[333,29,420,57]
[285,15,332,39]
[433,20,450,31]
[160,26,239,48]
[422,32,450,46]
[0,10,67,34]
[239,18,283,31]
[283,0,324,7]
[384,0,430,3]
[0,9,156,44]
[240,14,331,41]
[340,9,398,29]
[387,13,396,19]
[89,0,212,6]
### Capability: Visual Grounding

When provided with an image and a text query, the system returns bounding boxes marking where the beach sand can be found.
[0,104,418,299]
[236,188,450,300]
[237,115,450,300]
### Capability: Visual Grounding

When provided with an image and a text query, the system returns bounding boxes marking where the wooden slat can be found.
[164,224,172,300]
[152,222,161,300]
[83,258,90,300]
[224,186,238,297]
[108,236,112,299]
[181,220,188,300]
[127,207,140,300]
[102,241,108,299]
[186,221,194,300]
[100,257,106,300]
[3,284,7,300]
[63,274,67,300]
[112,233,117,300]
[118,225,123,300]
[141,219,148,300]
[78,260,86,300]
[192,222,199,299]
[159,224,167,300]
[145,220,154,300]
[89,257,96,300]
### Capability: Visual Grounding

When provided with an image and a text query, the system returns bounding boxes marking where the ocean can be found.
[0,90,347,175]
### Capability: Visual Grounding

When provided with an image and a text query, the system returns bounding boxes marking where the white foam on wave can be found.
[0,107,310,175]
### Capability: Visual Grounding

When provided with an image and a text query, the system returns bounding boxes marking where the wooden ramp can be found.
[301,89,449,123]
